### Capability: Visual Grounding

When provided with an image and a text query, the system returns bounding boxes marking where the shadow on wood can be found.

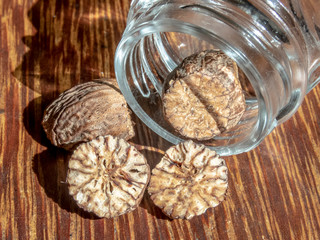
[23,96,56,147]
[12,0,124,94]
[139,191,173,221]
[32,148,100,219]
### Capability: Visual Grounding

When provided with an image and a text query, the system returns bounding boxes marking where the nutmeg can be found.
[42,79,135,150]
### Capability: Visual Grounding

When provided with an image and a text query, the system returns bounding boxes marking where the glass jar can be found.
[114,0,320,156]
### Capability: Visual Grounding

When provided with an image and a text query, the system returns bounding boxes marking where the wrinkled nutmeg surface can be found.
[148,140,228,219]
[66,135,150,218]
[42,79,135,150]
[162,50,246,140]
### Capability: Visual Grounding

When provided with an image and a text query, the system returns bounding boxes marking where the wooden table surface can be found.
[1,0,320,239]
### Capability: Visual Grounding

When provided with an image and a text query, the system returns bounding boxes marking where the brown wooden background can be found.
[1,0,320,239]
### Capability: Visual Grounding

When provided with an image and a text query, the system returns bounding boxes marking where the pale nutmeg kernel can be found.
[148,140,228,219]
[42,79,135,150]
[162,50,246,140]
[66,135,150,218]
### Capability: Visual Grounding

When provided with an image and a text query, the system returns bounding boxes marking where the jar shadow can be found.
[12,0,126,94]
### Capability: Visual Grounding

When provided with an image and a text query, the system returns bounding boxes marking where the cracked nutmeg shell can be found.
[42,79,135,150]
[148,140,228,219]
[162,50,246,140]
[66,135,150,218]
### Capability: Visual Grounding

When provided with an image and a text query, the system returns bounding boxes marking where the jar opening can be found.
[116,28,268,155]
[115,1,306,155]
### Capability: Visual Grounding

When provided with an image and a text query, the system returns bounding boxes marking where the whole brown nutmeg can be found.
[42,79,135,150]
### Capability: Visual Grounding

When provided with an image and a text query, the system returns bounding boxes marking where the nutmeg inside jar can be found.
[115,31,259,155]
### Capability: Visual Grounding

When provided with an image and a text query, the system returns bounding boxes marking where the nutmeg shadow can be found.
[128,116,176,220]
[23,95,58,147]
[33,148,99,219]
[140,191,172,221]
[129,115,173,168]
[136,144,169,220]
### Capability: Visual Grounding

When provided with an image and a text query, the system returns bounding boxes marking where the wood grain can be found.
[1,0,320,239]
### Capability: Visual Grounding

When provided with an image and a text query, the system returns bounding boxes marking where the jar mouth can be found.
[115,2,306,155]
